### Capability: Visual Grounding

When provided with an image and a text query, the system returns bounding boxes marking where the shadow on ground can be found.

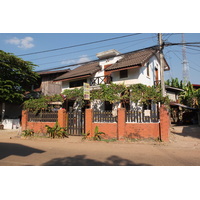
[0,142,45,160]
[42,155,151,166]
[171,125,200,139]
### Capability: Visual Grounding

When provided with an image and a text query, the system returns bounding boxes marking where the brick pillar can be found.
[58,109,67,127]
[159,105,170,141]
[21,110,28,130]
[117,108,126,140]
[85,109,93,137]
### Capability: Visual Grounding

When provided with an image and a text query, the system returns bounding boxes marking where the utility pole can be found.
[158,33,166,97]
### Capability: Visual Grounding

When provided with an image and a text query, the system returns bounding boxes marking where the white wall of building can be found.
[111,55,160,87]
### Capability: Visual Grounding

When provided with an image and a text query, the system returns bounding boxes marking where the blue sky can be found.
[1,33,200,84]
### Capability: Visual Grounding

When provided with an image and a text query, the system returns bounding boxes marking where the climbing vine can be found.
[23,94,64,113]
[62,83,169,107]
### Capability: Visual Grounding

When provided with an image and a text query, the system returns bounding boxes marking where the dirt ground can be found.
[0,125,200,166]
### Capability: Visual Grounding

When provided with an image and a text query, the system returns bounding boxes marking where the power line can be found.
[36,36,156,66]
[168,48,200,73]
[31,35,156,62]
[17,33,141,57]
[36,45,159,73]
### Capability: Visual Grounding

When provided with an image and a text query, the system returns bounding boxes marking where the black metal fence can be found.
[126,109,159,123]
[28,111,58,122]
[68,110,85,135]
[93,110,117,123]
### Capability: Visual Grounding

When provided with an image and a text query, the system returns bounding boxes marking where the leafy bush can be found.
[93,126,105,141]
[82,126,105,141]
[23,94,64,113]
[45,122,68,138]
[82,131,90,141]
[22,129,35,137]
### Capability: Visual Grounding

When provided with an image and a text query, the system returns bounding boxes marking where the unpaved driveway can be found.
[0,125,200,166]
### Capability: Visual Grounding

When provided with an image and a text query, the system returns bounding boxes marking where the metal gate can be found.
[68,110,85,135]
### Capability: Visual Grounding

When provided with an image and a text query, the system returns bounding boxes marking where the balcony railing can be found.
[90,76,112,86]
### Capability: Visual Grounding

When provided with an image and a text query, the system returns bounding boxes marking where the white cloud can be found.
[6,36,34,49]
[77,55,90,63]
[61,55,91,66]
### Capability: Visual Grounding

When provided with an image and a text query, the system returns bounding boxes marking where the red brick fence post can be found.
[85,109,93,137]
[159,105,170,141]
[58,109,67,128]
[21,110,28,131]
[117,108,126,140]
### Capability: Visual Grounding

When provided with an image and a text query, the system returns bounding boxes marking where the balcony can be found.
[90,76,112,86]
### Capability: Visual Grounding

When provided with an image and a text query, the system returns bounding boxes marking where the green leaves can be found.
[91,83,127,103]
[62,83,169,108]
[45,122,68,138]
[23,94,64,113]
[0,50,39,103]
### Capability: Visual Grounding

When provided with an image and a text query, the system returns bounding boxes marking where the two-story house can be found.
[54,47,170,111]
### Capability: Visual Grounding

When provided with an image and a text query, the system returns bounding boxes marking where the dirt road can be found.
[0,125,200,166]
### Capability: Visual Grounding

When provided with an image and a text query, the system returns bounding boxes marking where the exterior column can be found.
[21,110,28,130]
[85,109,93,137]
[159,105,170,141]
[117,108,126,140]
[58,109,67,128]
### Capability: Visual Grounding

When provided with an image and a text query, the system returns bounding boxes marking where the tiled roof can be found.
[38,69,70,75]
[54,47,170,81]
[105,48,159,71]
[54,62,100,81]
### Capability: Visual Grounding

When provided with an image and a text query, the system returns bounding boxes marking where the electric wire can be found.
[30,35,156,62]
[36,45,159,73]
[169,48,200,73]
[36,36,156,66]
[17,33,141,56]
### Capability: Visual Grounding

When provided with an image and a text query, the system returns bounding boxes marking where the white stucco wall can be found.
[112,55,160,87]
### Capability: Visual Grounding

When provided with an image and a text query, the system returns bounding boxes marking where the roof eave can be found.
[54,74,92,82]
[105,64,141,72]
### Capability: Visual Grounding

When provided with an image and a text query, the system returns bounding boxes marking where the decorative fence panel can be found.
[28,111,58,122]
[126,109,159,123]
[93,110,117,123]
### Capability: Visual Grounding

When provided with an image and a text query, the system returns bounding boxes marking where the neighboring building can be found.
[37,69,70,95]
[192,84,200,90]
[54,47,170,111]
[165,85,184,103]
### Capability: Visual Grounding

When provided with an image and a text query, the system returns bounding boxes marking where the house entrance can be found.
[68,109,85,135]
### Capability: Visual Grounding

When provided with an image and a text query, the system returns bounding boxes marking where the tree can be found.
[0,50,39,122]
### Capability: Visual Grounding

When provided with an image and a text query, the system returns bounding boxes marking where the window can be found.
[69,79,87,88]
[120,70,128,79]
[147,63,150,77]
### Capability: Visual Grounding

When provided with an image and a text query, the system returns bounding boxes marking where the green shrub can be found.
[45,122,68,138]
[93,126,105,141]
[22,129,35,137]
